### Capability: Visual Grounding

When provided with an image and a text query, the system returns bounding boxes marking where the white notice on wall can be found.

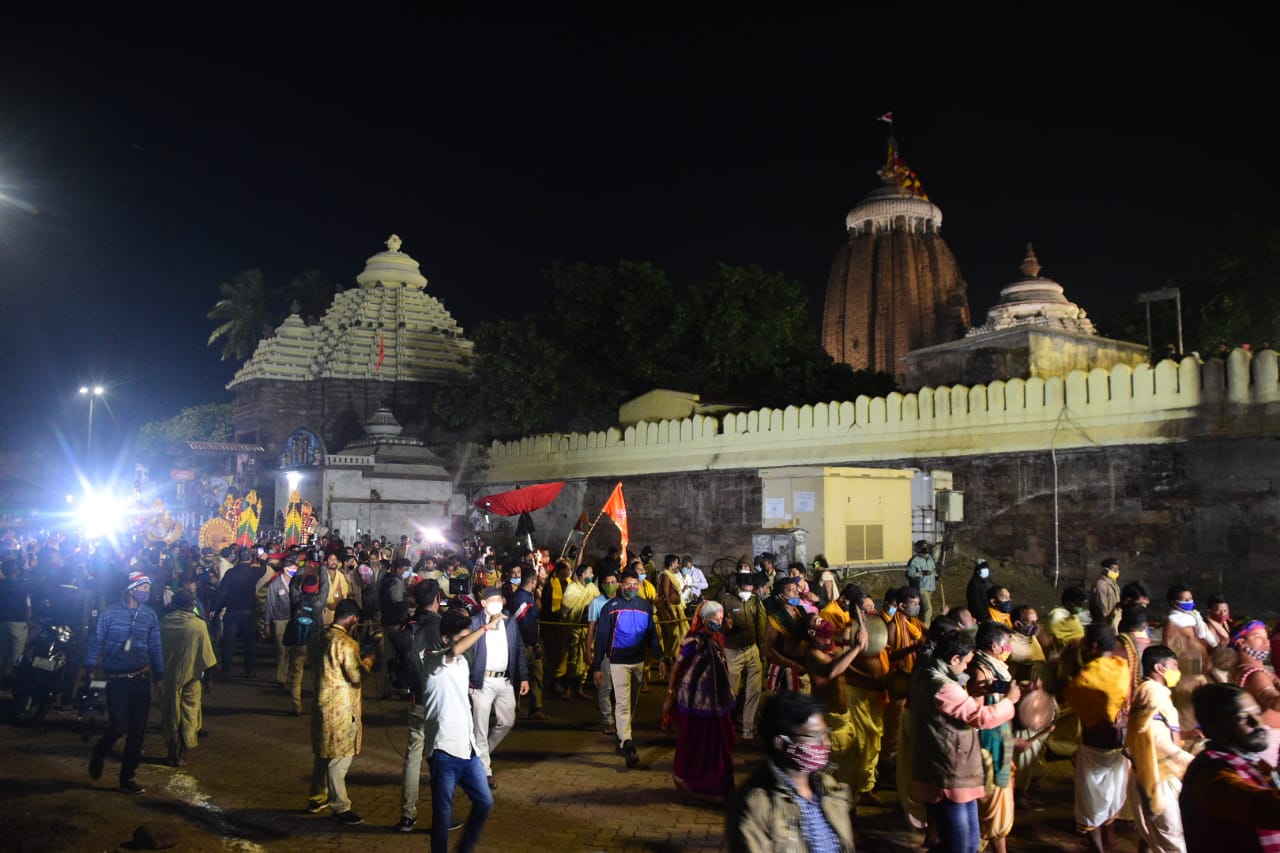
[764,497,786,519]
[794,491,815,513]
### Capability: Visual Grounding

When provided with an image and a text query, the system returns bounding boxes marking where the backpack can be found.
[283,601,318,647]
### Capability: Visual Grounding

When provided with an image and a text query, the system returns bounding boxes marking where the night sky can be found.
[1,12,1273,458]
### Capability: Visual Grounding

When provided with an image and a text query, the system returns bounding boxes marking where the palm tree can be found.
[207,268,269,362]
[285,268,335,324]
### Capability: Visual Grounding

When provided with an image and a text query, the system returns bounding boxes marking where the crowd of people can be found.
[4,530,1280,852]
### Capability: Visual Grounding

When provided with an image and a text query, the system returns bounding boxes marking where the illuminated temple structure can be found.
[821,137,971,384]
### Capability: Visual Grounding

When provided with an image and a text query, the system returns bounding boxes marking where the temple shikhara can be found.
[822,135,971,383]
[228,235,473,454]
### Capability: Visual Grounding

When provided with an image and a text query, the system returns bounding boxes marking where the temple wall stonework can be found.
[464,349,1280,611]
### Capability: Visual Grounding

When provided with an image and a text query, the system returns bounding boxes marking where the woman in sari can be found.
[663,599,735,803]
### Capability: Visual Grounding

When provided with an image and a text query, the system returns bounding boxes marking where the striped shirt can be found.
[85,602,164,675]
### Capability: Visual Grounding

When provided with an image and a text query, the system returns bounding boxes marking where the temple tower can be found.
[821,137,970,383]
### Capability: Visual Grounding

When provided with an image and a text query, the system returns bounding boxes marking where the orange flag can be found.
[376,334,386,372]
[601,482,628,555]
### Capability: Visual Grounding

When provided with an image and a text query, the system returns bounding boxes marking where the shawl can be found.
[673,621,734,719]
[1200,748,1280,853]
[1125,678,1185,815]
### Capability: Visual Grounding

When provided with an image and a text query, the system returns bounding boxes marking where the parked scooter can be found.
[10,621,76,725]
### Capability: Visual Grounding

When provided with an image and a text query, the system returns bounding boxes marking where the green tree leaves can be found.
[437,260,896,441]
[134,402,233,460]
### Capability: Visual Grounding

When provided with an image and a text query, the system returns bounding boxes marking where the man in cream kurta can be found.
[307,599,372,824]
[159,584,218,767]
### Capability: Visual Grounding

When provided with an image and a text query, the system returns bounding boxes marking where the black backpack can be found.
[283,601,318,647]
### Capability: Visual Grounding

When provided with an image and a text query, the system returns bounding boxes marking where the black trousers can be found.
[94,675,151,783]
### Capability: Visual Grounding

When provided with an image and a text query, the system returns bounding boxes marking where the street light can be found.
[79,385,104,457]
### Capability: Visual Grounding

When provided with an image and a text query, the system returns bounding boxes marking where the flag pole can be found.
[571,508,609,561]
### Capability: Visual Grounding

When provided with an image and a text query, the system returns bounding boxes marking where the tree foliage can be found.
[207,269,270,362]
[285,268,335,324]
[134,403,234,460]
[436,260,896,441]
[1180,216,1280,353]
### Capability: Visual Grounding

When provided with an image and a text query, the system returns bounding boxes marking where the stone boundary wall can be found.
[466,349,1278,485]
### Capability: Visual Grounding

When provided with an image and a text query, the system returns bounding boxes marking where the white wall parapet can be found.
[469,350,1279,485]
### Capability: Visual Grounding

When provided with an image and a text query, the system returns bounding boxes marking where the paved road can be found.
[0,659,1137,852]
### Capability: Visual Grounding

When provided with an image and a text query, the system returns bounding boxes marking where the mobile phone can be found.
[989,678,1012,694]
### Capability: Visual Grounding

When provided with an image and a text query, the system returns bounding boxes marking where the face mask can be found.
[582,575,594,585]
[285,567,297,577]
[130,589,150,605]
[603,582,619,596]
[978,567,989,579]
[885,606,897,618]
[995,600,1013,614]
[622,589,638,601]
[781,737,831,774]
[1213,612,1231,623]
[402,569,413,580]
[706,621,722,633]
[1244,645,1271,663]
[485,600,503,616]
[904,604,921,618]
[1016,622,1037,637]
[787,597,801,606]
[954,671,970,687]
[1108,570,1120,580]
[1162,668,1182,689]
[636,573,646,582]
[681,567,691,575]
[813,622,836,645]
[738,590,753,601]
[1071,605,1086,616]
[998,645,1012,662]
[1177,600,1196,612]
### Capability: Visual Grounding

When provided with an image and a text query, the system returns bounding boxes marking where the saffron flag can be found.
[376,334,385,372]
[878,111,894,124]
[601,481,629,556]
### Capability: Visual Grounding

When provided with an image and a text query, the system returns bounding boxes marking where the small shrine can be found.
[272,407,459,543]
[902,245,1147,390]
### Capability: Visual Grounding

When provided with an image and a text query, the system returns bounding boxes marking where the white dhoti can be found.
[1074,744,1130,831]
[1128,775,1186,853]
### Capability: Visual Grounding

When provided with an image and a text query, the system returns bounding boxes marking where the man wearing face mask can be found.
[1090,557,1123,631]
[468,586,529,789]
[1181,683,1280,852]
[967,559,992,621]
[1126,645,1194,853]
[1228,621,1280,766]
[84,572,165,795]
[910,629,1019,853]
[720,565,767,747]
[906,540,938,627]
[987,585,1014,629]
[728,690,854,853]
[968,622,1019,853]
[587,568,620,734]
[264,553,297,688]
[592,569,666,769]
[802,609,869,805]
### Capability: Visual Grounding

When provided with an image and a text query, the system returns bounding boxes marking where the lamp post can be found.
[79,385,104,458]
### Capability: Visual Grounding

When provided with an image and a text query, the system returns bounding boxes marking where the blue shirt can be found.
[587,594,610,623]
[85,601,164,675]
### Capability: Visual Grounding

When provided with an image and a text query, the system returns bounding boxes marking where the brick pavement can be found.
[0,653,1138,852]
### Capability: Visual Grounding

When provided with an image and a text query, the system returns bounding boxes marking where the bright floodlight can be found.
[286,471,301,490]
[77,489,132,539]
[79,386,89,395]
[421,526,447,544]
[92,385,104,396]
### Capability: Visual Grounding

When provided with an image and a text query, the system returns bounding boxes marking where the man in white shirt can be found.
[468,586,529,789]
[424,607,498,853]
[679,555,709,606]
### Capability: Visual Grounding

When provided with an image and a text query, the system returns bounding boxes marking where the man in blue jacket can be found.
[592,569,666,768]
[469,586,529,788]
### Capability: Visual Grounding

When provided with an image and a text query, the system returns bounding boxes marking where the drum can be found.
[859,616,888,659]
[1016,687,1055,733]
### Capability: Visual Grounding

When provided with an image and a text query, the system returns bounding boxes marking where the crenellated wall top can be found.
[470,350,1280,484]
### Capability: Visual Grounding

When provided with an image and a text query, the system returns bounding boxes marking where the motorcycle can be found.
[10,621,76,725]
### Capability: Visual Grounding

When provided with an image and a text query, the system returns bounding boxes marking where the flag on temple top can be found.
[601,482,629,555]
[878,111,893,124]
[376,334,385,372]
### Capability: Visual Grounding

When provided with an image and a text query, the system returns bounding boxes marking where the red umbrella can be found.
[474,482,565,549]
[473,482,564,516]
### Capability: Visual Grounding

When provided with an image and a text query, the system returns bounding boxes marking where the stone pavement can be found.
[0,657,1139,852]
